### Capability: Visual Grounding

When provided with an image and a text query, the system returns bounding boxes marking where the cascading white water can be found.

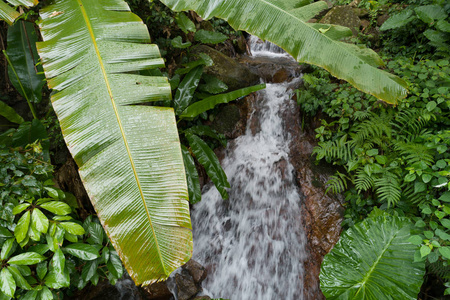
[191,38,306,299]
[248,35,288,56]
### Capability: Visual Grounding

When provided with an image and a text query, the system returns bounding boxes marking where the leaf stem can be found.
[2,50,38,119]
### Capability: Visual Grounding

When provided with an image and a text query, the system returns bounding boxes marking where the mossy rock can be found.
[320,6,361,35]
[191,45,259,91]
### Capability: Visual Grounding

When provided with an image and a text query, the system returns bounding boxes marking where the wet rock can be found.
[192,297,211,300]
[281,96,344,300]
[175,272,200,300]
[191,45,259,91]
[377,13,390,27]
[142,282,172,300]
[239,55,305,84]
[320,6,361,35]
[182,259,207,284]
[211,104,241,138]
[55,156,92,218]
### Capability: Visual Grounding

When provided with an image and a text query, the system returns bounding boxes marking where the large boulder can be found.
[191,45,260,91]
[320,6,362,35]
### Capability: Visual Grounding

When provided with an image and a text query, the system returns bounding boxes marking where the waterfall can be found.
[191,37,306,299]
[248,35,287,56]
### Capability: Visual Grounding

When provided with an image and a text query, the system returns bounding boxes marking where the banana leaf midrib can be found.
[353,230,398,297]
[76,0,167,275]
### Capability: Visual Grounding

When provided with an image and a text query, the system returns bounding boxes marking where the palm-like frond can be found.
[159,0,408,104]
[37,0,192,285]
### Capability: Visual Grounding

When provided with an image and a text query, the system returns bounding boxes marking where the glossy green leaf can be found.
[174,65,204,115]
[59,222,85,236]
[38,287,52,300]
[87,222,104,245]
[51,248,65,275]
[0,228,13,239]
[160,0,408,104]
[8,252,45,265]
[194,29,227,44]
[6,0,38,7]
[82,259,99,282]
[0,1,20,25]
[414,5,447,23]
[186,134,230,199]
[7,266,31,290]
[380,10,415,31]
[14,210,30,243]
[0,269,15,298]
[184,125,226,147]
[37,0,192,285]
[175,12,196,33]
[180,84,265,119]
[181,145,201,204]
[12,203,31,215]
[175,53,212,75]
[39,201,71,216]
[439,247,450,260]
[31,208,49,234]
[36,261,47,280]
[198,75,228,94]
[6,20,45,103]
[320,214,425,300]
[171,36,192,49]
[107,250,123,279]
[0,101,24,124]
[1,238,15,260]
[22,290,38,300]
[64,243,99,261]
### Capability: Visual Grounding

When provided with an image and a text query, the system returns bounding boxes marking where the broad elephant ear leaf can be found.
[37,0,192,285]
[159,0,408,104]
[320,213,425,300]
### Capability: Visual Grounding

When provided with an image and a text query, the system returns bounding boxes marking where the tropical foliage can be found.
[320,209,425,300]
[310,0,450,298]
[159,0,408,104]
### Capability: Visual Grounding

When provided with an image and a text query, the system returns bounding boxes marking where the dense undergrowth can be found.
[305,0,450,298]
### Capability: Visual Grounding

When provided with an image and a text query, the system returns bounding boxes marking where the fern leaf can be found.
[396,142,435,167]
[374,171,401,207]
[355,169,375,193]
[326,171,349,194]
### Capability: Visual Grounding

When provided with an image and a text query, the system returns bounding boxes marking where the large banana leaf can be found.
[37,0,192,285]
[320,212,425,299]
[158,0,408,104]
[0,0,38,24]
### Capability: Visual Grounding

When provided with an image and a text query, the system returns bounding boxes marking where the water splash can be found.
[191,40,306,299]
[248,35,288,57]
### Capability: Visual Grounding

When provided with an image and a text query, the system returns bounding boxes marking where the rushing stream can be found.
[191,38,306,299]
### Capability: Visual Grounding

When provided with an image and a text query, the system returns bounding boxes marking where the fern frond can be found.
[313,135,353,163]
[355,169,375,193]
[350,112,392,146]
[374,171,401,207]
[395,142,435,167]
[401,182,427,205]
[427,260,450,279]
[391,109,429,139]
[352,110,372,121]
[325,171,349,194]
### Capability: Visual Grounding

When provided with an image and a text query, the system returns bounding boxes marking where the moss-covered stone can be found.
[191,45,259,91]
